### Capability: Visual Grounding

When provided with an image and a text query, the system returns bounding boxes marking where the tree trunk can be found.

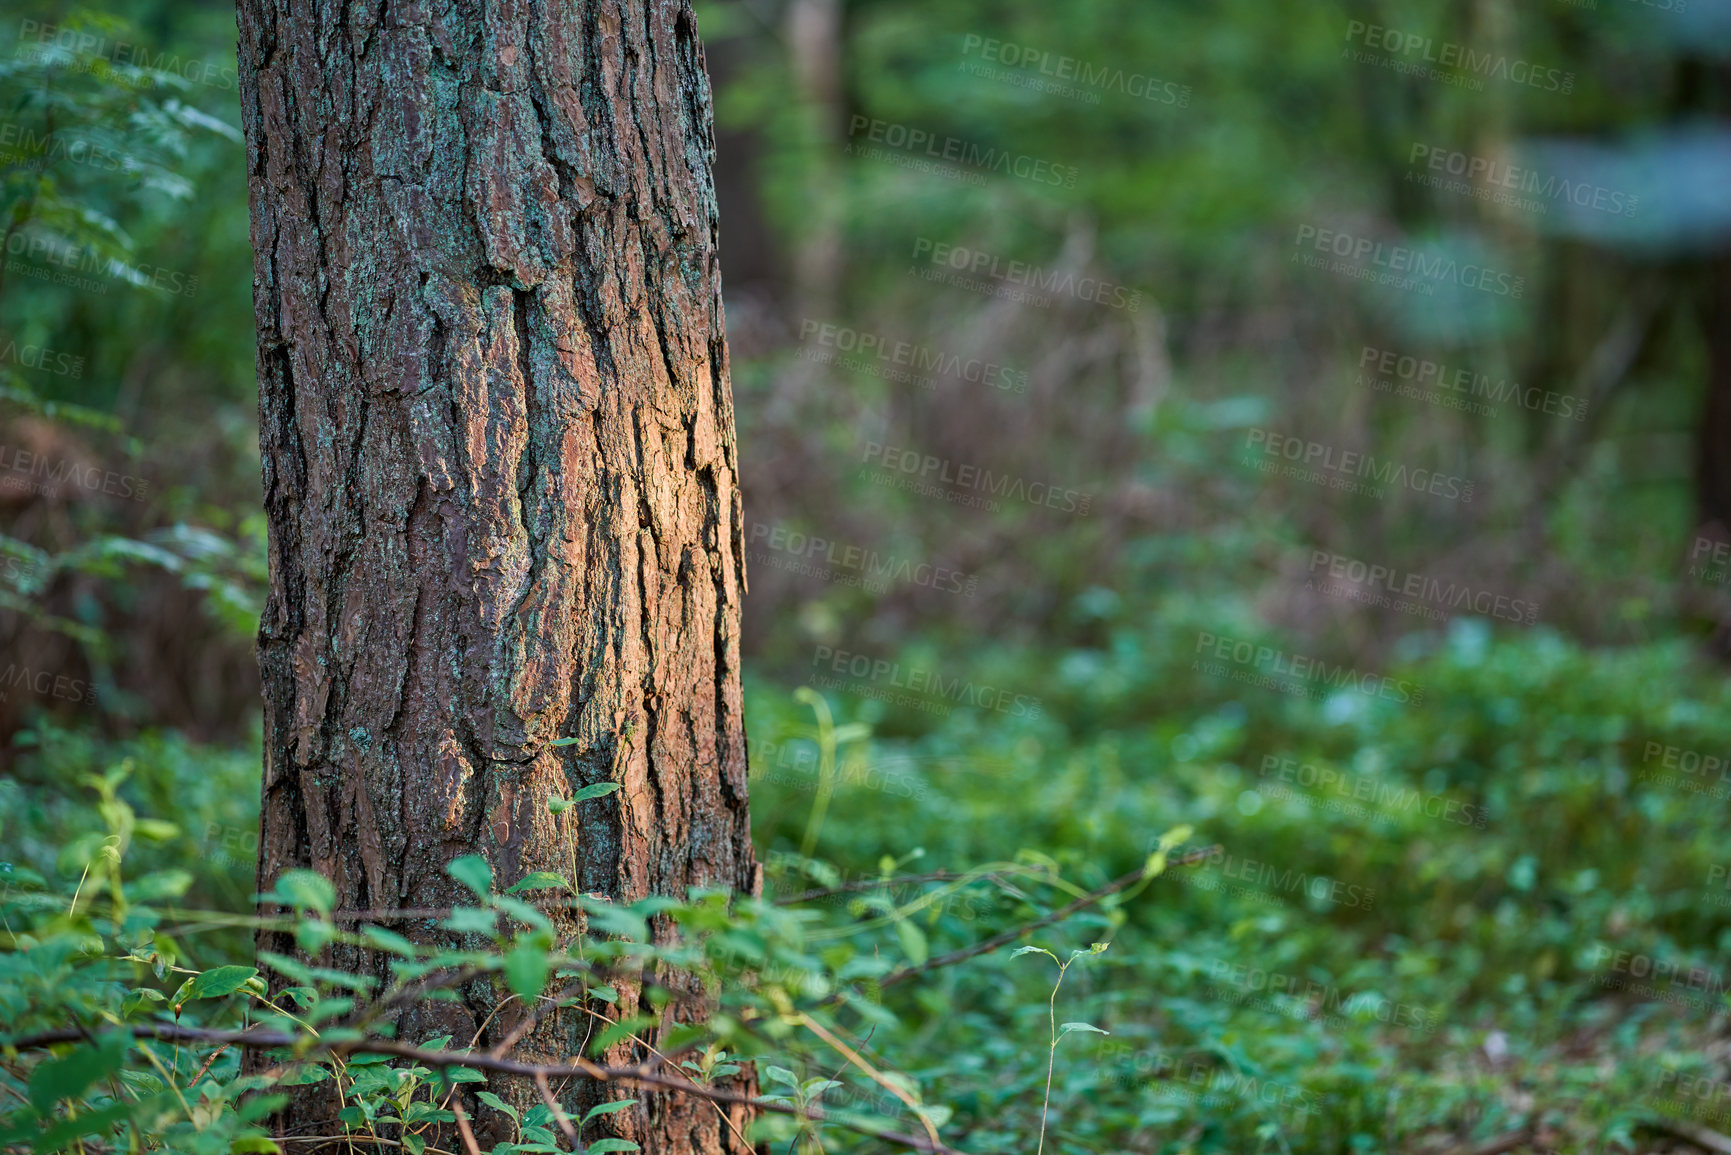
[233,1,758,1150]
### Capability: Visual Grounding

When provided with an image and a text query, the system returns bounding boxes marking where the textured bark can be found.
[233,1,757,1150]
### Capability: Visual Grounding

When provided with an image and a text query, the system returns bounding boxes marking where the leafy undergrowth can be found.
[745,618,1731,1153]
[3,621,1730,1154]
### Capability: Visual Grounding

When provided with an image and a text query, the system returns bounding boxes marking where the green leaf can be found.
[125,869,193,901]
[259,952,314,985]
[231,1135,283,1154]
[572,782,623,803]
[494,896,553,934]
[1010,945,1051,960]
[268,870,336,915]
[441,907,499,936]
[1157,824,1195,852]
[916,1104,954,1129]
[577,900,648,941]
[879,1071,920,1100]
[505,872,571,895]
[895,917,929,966]
[361,926,418,957]
[442,1067,487,1085]
[446,855,494,897]
[343,1052,394,1066]
[0,862,47,889]
[28,1034,128,1113]
[236,1094,290,1122]
[188,965,260,1000]
[587,1014,656,1056]
[579,1100,639,1125]
[505,945,550,1003]
[476,1091,519,1123]
[1059,1021,1110,1036]
[294,919,336,955]
[132,819,181,841]
[276,1066,330,1087]
[763,1066,800,1089]
[120,988,167,1018]
[28,1095,148,1153]
[584,1141,641,1153]
[830,722,872,745]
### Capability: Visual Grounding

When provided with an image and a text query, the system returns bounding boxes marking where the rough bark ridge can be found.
[234,0,756,1149]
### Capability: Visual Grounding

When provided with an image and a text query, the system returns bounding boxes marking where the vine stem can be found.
[1035,956,1070,1155]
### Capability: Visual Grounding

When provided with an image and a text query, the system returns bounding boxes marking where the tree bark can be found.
[233,1,757,1150]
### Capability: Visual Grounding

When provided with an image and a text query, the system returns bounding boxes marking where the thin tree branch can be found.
[775,870,1030,906]
[340,967,483,1035]
[531,1072,578,1147]
[188,1042,232,1089]
[3,1024,958,1155]
[278,1137,461,1155]
[1642,1116,1731,1155]
[796,1014,940,1150]
[449,1099,482,1155]
[277,1136,461,1155]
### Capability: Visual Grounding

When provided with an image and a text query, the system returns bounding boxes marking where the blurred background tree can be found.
[5,0,1728,749]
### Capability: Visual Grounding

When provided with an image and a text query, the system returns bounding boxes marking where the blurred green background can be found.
[5,0,1731,1150]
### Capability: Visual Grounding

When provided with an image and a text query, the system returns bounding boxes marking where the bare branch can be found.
[449,1099,483,1155]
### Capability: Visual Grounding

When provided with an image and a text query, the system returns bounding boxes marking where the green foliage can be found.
[742,620,1731,1152]
[0,5,264,709]
[1,1,1726,1153]
[3,742,1187,1155]
[10,639,1703,1154]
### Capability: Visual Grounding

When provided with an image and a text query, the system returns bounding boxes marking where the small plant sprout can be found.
[755,1065,844,1154]
[545,768,622,898]
[1012,940,1110,1155]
